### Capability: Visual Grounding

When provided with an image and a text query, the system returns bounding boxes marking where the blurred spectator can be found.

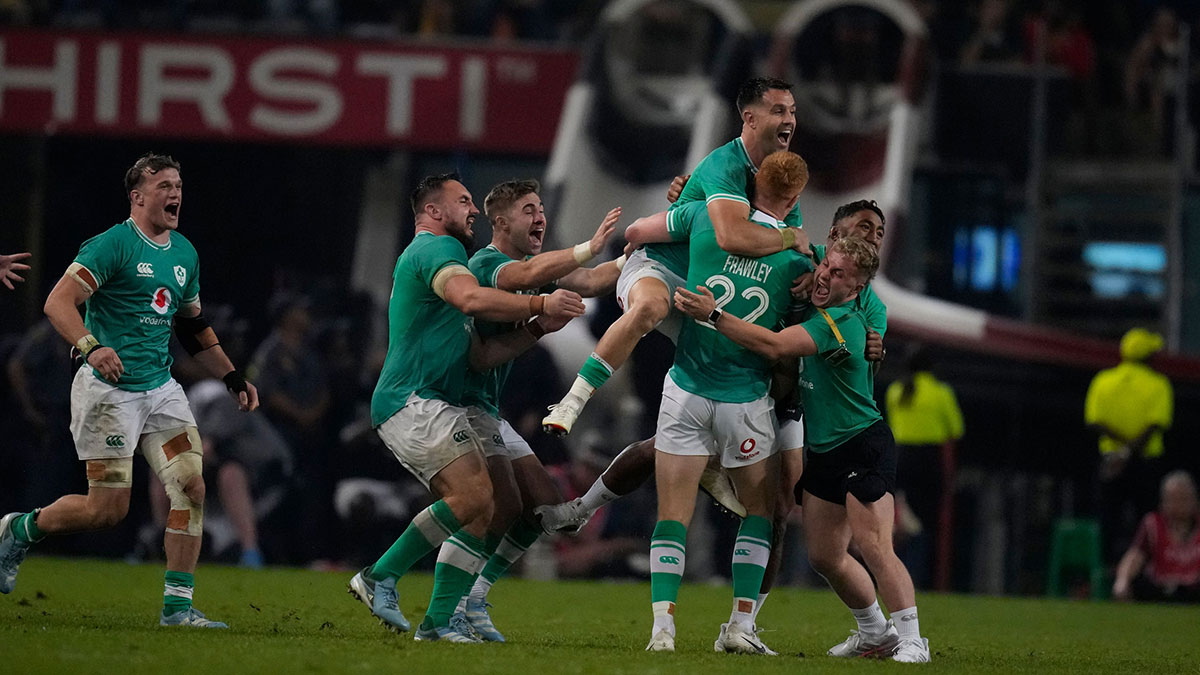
[1112,470,1200,602]
[250,292,337,563]
[189,379,294,566]
[7,319,78,508]
[1024,1,1097,81]
[501,342,569,465]
[960,0,1023,66]
[885,345,965,590]
[1124,6,1184,156]
[1085,327,1173,562]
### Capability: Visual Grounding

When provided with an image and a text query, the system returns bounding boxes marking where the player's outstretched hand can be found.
[590,207,621,257]
[790,271,814,299]
[542,289,586,320]
[787,227,811,255]
[0,251,31,290]
[236,381,260,412]
[674,285,716,321]
[865,330,885,362]
[666,174,690,203]
[87,347,124,383]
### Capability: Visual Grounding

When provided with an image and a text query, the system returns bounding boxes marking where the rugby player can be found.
[0,153,258,628]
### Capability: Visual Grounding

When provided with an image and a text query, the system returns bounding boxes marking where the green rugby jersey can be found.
[72,218,200,391]
[461,245,550,417]
[809,244,887,335]
[648,138,805,278]
[667,201,808,403]
[370,232,474,427]
[797,301,882,453]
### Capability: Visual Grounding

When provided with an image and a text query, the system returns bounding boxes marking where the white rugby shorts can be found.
[616,249,684,343]
[70,367,196,461]
[377,394,482,489]
[655,373,777,468]
[466,407,534,460]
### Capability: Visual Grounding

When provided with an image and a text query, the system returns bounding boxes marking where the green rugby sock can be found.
[11,511,45,544]
[577,353,614,390]
[369,500,460,581]
[730,515,772,626]
[649,520,687,632]
[424,531,488,627]
[163,571,194,615]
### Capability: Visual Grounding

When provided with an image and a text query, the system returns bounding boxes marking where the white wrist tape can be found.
[573,242,594,265]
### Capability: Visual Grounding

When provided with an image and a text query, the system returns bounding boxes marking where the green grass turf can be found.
[1,557,1197,674]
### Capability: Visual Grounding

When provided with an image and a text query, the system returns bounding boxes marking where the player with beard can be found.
[452,179,623,641]
[543,77,811,437]
[348,173,585,643]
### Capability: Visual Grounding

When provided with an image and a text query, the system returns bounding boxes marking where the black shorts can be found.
[799,420,897,506]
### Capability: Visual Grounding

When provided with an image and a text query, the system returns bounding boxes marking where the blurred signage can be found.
[0,29,578,153]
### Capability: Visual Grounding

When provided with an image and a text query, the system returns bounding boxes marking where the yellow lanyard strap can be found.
[816,307,847,348]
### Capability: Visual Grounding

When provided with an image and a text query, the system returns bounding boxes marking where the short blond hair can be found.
[830,235,879,284]
[756,151,809,203]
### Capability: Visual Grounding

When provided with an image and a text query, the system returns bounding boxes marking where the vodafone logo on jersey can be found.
[151,287,172,314]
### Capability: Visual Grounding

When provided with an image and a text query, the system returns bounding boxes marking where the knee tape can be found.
[141,427,205,536]
[86,457,134,488]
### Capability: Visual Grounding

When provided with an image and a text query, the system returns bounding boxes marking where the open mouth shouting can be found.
[529,224,545,250]
[776,125,794,149]
[164,201,180,222]
[812,275,830,306]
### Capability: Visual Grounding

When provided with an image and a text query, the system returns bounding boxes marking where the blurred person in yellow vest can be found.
[885,346,963,591]
[1085,328,1173,562]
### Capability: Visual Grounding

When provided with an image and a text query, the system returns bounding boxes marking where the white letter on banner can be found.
[459,56,485,140]
[0,38,77,121]
[139,44,234,130]
[249,48,342,135]
[95,41,120,124]
[356,53,445,136]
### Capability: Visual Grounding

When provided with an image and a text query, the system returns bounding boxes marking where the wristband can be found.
[708,307,723,325]
[525,320,547,339]
[573,242,595,265]
[614,254,628,271]
[222,369,249,394]
[76,334,102,358]
[779,227,796,250]
[529,294,545,317]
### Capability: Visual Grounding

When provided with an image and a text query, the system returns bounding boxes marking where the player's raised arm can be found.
[468,313,572,372]
[674,285,817,361]
[494,207,620,291]
[44,269,124,382]
[442,271,585,323]
[0,251,31,290]
[707,199,809,258]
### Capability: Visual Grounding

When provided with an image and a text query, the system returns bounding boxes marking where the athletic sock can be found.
[650,520,687,636]
[368,500,460,581]
[851,599,889,636]
[578,478,621,512]
[751,592,769,624]
[893,605,920,640]
[730,516,772,627]
[423,531,488,628]
[10,510,45,544]
[462,533,504,611]
[163,570,194,615]
[573,353,614,398]
[475,520,542,591]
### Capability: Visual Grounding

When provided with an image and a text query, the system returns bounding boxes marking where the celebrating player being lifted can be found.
[542,77,810,436]
[453,179,623,641]
[675,236,930,663]
[349,173,585,644]
[643,151,811,654]
[0,153,258,628]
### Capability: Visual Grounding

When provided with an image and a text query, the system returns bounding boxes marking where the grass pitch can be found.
[1,557,1197,674]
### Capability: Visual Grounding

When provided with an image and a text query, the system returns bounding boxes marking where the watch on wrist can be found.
[708,307,723,324]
